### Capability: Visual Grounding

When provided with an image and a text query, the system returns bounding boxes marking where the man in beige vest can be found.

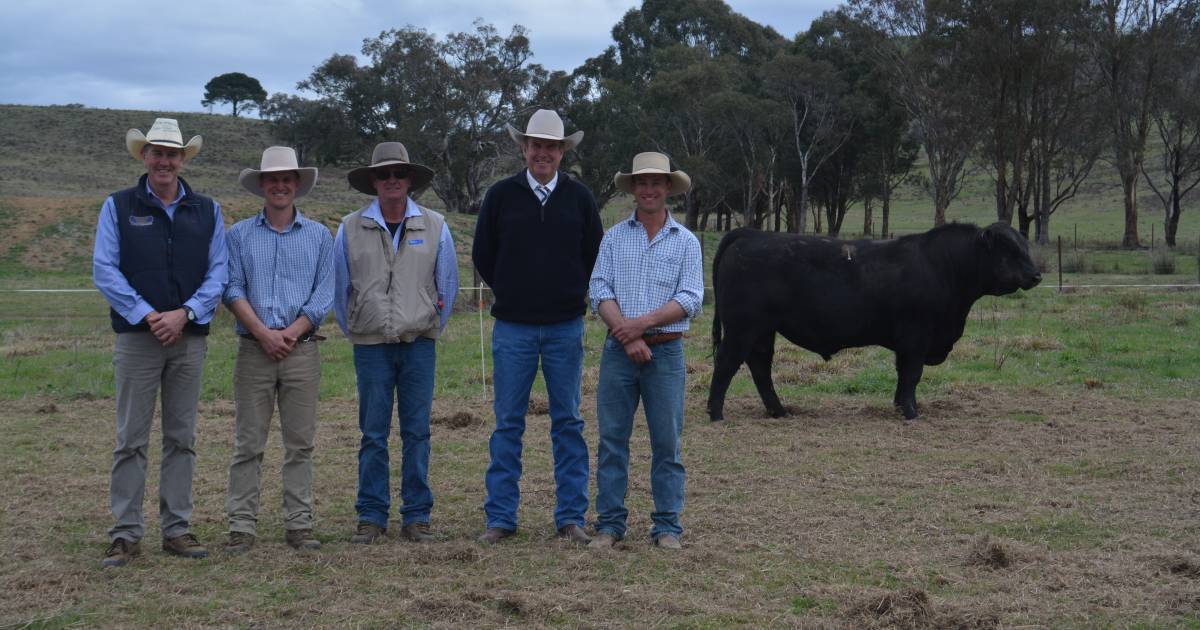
[333,142,459,544]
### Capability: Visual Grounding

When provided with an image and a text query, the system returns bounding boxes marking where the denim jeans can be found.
[353,339,436,528]
[594,336,686,540]
[484,317,588,531]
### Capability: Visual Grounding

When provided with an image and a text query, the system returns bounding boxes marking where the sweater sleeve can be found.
[472,186,498,287]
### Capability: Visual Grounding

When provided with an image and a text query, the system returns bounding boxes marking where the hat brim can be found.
[239,167,318,199]
[614,169,691,196]
[346,160,436,196]
[506,124,583,152]
[126,129,202,161]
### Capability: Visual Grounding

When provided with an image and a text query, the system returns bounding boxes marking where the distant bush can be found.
[1150,248,1176,274]
[1060,251,1089,273]
[1117,292,1148,312]
[1028,245,1051,273]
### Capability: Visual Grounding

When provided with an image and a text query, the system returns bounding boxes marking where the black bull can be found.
[707,223,1042,421]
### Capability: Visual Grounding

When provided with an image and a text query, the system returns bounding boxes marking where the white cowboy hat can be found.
[346,142,436,195]
[506,109,584,151]
[125,118,202,161]
[238,146,318,198]
[614,152,691,196]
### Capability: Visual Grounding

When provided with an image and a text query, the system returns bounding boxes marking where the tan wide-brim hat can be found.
[126,118,202,161]
[506,109,583,151]
[346,142,436,195]
[614,152,691,196]
[238,146,318,199]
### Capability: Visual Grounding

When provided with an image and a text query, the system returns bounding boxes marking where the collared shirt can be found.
[525,169,558,197]
[589,211,704,334]
[333,197,459,334]
[223,208,335,336]
[93,179,229,325]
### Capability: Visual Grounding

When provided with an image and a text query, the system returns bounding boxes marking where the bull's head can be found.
[979,223,1042,295]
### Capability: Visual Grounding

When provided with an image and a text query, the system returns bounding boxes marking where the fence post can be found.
[1074,224,1077,251]
[1151,224,1155,251]
[1057,235,1063,293]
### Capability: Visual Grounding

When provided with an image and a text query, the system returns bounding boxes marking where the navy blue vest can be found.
[109,174,215,335]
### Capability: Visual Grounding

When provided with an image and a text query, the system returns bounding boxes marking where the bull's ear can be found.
[978,225,997,249]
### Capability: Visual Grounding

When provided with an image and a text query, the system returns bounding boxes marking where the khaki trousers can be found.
[227,337,320,534]
[109,332,207,542]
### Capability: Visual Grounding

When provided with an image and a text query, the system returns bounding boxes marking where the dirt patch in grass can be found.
[3,387,1200,627]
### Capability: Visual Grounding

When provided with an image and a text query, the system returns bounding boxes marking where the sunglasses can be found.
[372,167,410,181]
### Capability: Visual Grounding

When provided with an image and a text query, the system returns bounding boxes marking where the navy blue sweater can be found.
[472,171,603,324]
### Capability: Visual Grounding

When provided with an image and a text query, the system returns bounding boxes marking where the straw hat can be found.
[125,118,202,161]
[506,109,583,151]
[346,142,435,195]
[613,152,691,196]
[238,146,318,198]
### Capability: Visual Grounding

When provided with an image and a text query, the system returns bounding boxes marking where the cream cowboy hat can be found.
[506,109,584,151]
[346,142,436,195]
[238,146,318,198]
[125,118,202,161]
[614,152,691,196]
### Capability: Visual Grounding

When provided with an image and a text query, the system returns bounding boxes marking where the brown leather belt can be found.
[641,332,683,346]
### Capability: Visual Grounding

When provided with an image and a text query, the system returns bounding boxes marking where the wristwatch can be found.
[183,306,196,322]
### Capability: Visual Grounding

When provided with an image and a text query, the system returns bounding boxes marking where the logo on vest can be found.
[408,239,424,245]
[129,215,154,226]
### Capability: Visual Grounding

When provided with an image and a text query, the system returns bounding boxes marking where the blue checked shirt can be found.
[223,208,335,335]
[589,212,704,333]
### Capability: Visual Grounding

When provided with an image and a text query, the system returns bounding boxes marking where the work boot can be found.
[400,522,435,543]
[225,531,255,556]
[588,532,618,550]
[653,534,682,550]
[350,522,386,544]
[101,537,140,569]
[162,533,208,559]
[286,529,321,551]
[477,527,516,544]
[556,523,591,546]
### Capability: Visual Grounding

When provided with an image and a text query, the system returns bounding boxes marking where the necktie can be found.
[536,185,550,205]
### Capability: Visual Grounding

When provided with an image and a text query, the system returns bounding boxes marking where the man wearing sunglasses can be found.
[334,142,459,545]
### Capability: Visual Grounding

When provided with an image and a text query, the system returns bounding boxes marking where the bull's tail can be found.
[710,228,750,357]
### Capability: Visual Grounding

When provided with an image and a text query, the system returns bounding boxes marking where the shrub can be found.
[1150,248,1176,274]
[1060,250,1089,274]
[1028,245,1051,273]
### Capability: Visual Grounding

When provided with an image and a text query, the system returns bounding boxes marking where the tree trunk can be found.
[1166,185,1181,247]
[1120,169,1141,248]
[684,192,699,231]
[863,197,874,238]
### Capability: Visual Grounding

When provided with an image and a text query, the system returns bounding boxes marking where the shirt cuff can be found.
[125,300,155,326]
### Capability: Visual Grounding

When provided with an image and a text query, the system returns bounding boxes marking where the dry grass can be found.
[3,384,1200,628]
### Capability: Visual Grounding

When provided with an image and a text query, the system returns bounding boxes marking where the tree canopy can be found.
[202,72,267,118]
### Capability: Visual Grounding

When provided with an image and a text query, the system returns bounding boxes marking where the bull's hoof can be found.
[767,407,789,418]
[900,405,919,420]
[708,408,724,422]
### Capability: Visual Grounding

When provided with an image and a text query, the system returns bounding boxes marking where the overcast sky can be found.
[0,0,841,114]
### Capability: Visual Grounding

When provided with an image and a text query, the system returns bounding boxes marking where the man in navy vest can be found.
[92,118,228,568]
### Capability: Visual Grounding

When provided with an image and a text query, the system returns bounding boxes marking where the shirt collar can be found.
[363,198,422,227]
[254,207,305,231]
[525,169,558,193]
[144,179,186,207]
[625,210,679,233]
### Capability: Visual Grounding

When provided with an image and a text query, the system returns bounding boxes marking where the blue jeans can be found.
[484,318,588,531]
[595,336,686,540]
[353,339,436,528]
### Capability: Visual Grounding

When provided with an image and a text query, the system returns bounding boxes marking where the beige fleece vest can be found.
[342,203,445,344]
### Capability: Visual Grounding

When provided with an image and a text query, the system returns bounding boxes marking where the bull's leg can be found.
[707,331,755,422]
[893,351,925,420]
[746,334,787,418]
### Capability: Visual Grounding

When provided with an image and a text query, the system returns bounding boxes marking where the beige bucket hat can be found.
[506,109,583,151]
[126,118,202,161]
[238,146,318,198]
[346,142,436,195]
[614,152,691,196]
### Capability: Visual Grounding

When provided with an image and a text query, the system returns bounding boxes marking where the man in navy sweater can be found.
[472,109,603,545]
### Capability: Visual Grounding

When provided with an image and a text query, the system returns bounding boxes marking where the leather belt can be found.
[641,332,683,346]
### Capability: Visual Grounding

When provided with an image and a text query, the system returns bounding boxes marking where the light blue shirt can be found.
[333,198,459,335]
[223,208,335,336]
[525,169,558,196]
[589,212,704,334]
[92,179,229,325]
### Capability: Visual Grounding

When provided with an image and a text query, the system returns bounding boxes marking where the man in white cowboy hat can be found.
[333,141,458,545]
[472,109,604,545]
[222,146,334,555]
[93,117,228,568]
[587,152,703,551]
